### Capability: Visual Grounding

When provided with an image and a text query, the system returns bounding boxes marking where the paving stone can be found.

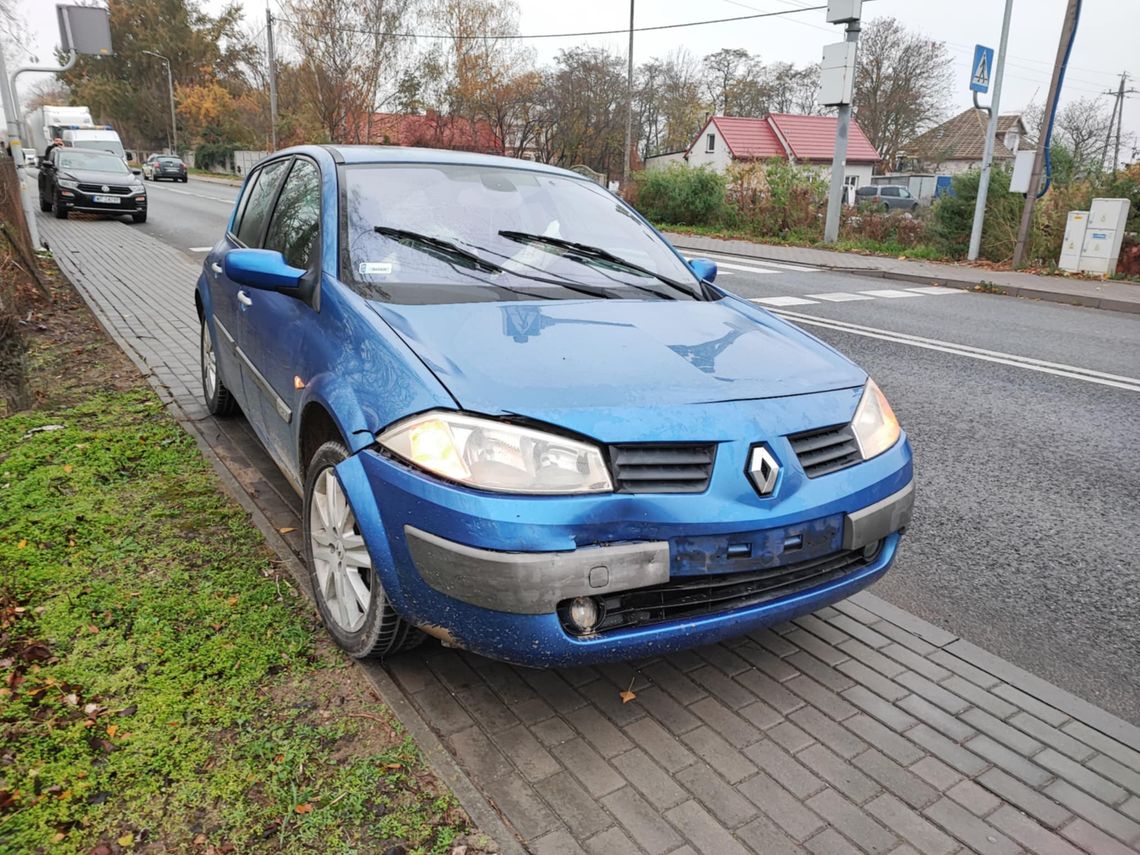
[870,619,939,656]
[838,638,907,678]
[622,716,697,773]
[991,683,1070,726]
[514,696,558,726]
[1088,754,1140,796]
[945,779,1001,816]
[895,672,969,715]
[535,772,612,840]
[642,660,707,706]
[976,768,1072,829]
[792,614,851,647]
[687,665,758,710]
[583,827,642,855]
[1007,711,1094,762]
[738,771,826,842]
[786,651,856,693]
[925,649,998,688]
[680,725,757,784]
[633,686,701,736]
[743,739,825,799]
[557,665,602,688]
[693,643,752,677]
[491,723,561,782]
[521,669,587,712]
[805,788,898,853]
[865,793,956,855]
[784,629,849,667]
[576,678,646,728]
[878,643,951,683]
[833,599,881,625]
[1035,747,1128,805]
[799,743,882,803]
[737,698,782,731]
[1121,796,1140,823]
[836,659,908,703]
[784,675,857,721]
[736,813,807,854]
[664,799,749,855]
[749,627,800,658]
[659,648,704,672]
[532,716,577,748]
[551,738,624,798]
[411,683,477,736]
[427,652,483,692]
[734,669,805,715]
[843,685,919,732]
[768,720,816,754]
[456,684,519,733]
[790,706,867,759]
[961,707,1044,756]
[965,734,1050,787]
[906,725,988,776]
[1058,818,1139,855]
[689,696,763,749]
[596,661,640,690]
[921,797,1021,855]
[827,614,890,649]
[478,662,537,705]
[531,829,588,855]
[480,772,561,841]
[736,641,799,682]
[564,705,634,758]
[845,714,925,766]
[1059,721,1140,772]
[986,805,1083,855]
[854,748,938,809]
[387,656,437,694]
[612,748,687,811]
[449,726,516,783]
[603,786,684,854]
[1044,779,1140,844]
[940,676,1017,719]
[675,762,758,828]
[804,828,857,855]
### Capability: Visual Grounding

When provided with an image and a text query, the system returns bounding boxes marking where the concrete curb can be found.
[47,257,527,855]
[668,235,1140,315]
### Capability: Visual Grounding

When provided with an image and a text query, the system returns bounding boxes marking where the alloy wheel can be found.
[201,323,217,399]
[309,467,373,632]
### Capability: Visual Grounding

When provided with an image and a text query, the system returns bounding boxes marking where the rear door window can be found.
[233,159,290,247]
[263,159,321,270]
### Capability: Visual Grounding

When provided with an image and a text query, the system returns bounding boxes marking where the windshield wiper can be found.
[498,230,701,299]
[375,226,503,274]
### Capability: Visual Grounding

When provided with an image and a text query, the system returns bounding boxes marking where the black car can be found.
[38,148,148,223]
[143,154,188,182]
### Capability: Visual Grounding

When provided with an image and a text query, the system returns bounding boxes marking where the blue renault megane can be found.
[195,145,914,667]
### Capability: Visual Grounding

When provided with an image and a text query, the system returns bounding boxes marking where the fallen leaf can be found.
[294,803,313,814]
[63,693,79,706]
[105,724,118,738]
[277,527,296,534]
[193,833,207,846]
[226,595,238,606]
[17,539,26,549]
[51,832,66,843]
[619,689,637,704]
[117,833,134,846]
[63,464,73,473]
[88,624,99,634]
[384,762,402,770]
[84,703,100,715]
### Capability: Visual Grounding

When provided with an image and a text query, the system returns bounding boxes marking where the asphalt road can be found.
[68,178,1140,722]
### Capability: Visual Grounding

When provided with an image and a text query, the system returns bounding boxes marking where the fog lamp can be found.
[568,597,599,632]
[862,540,882,561]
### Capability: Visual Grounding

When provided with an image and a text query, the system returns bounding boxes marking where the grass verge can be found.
[0,268,485,854]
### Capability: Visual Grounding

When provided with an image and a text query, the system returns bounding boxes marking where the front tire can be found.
[132,211,147,223]
[304,441,422,659]
[200,315,236,416]
[52,193,68,219]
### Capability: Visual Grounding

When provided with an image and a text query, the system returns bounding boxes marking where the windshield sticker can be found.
[359,261,393,276]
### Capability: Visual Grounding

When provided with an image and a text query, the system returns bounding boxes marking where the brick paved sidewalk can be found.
[666,232,1140,315]
[40,214,1140,855]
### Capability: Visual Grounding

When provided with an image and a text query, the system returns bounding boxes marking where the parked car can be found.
[21,148,38,168]
[196,146,913,667]
[38,147,147,223]
[142,154,188,182]
[855,184,919,212]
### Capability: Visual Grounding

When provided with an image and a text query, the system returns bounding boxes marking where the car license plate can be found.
[93,195,120,204]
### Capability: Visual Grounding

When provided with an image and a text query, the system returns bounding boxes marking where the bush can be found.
[929,167,1026,262]
[725,159,828,239]
[194,141,237,172]
[628,164,727,226]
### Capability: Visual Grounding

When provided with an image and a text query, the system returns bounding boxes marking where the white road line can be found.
[751,296,818,306]
[860,289,922,299]
[806,292,875,302]
[772,308,1140,392]
[695,250,820,272]
[712,260,781,275]
[149,184,236,205]
[906,286,964,295]
[189,246,213,252]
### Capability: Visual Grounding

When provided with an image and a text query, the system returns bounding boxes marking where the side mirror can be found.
[688,258,718,283]
[131,168,142,175]
[223,249,304,292]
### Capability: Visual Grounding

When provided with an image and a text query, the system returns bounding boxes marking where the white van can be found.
[62,127,127,161]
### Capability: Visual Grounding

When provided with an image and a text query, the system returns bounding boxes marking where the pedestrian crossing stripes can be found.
[750,285,963,307]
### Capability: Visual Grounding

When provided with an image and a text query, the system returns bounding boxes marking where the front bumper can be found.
[58,188,146,214]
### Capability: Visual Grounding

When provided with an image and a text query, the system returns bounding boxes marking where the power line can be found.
[276,3,854,42]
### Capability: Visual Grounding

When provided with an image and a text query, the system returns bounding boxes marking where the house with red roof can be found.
[656,114,881,191]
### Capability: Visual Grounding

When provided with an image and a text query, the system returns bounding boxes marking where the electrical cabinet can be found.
[1064,198,1131,276]
[1059,211,1087,273]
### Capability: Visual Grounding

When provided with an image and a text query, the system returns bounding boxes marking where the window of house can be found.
[706,133,716,153]
[845,175,860,188]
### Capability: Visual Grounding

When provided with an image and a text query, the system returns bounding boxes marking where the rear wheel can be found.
[200,315,236,415]
[304,441,422,659]
[52,192,68,219]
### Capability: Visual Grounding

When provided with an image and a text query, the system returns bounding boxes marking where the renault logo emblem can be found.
[748,446,779,496]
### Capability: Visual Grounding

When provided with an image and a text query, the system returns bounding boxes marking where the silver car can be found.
[855,185,919,212]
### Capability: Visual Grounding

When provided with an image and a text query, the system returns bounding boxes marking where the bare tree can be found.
[535,47,626,176]
[702,48,750,115]
[764,62,821,115]
[1055,96,1115,172]
[854,17,953,166]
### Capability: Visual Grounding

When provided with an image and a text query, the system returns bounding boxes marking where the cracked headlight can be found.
[378,411,613,494]
[851,380,900,460]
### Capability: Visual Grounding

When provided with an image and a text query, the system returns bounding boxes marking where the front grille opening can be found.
[78,183,130,194]
[608,443,715,494]
[559,548,871,635]
[788,423,862,478]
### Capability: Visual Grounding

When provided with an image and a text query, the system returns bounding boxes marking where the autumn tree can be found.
[853,17,953,166]
[536,47,627,177]
[636,49,706,157]
[702,48,750,115]
[763,62,821,115]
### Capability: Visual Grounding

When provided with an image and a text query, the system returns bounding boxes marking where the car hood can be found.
[59,168,136,185]
[369,297,865,423]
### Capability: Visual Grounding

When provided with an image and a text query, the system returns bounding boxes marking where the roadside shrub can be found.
[194,141,236,172]
[930,167,1026,262]
[725,159,828,239]
[629,164,727,226]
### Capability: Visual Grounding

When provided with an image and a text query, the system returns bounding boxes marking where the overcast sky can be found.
[10,0,1140,154]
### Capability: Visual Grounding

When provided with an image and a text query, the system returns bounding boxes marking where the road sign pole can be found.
[967,0,1014,262]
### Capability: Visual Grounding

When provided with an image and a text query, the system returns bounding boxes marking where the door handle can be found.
[210,262,223,275]
[237,290,253,307]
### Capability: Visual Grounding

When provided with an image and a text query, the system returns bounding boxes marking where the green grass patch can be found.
[0,388,472,853]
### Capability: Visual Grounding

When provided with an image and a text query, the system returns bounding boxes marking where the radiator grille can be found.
[77,183,131,194]
[789,424,861,478]
[608,443,715,494]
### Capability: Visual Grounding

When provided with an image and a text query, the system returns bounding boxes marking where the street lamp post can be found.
[142,50,176,154]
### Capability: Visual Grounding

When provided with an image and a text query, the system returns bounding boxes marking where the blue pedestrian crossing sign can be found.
[970,44,994,93]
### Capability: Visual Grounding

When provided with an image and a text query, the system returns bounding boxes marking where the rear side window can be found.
[855,186,875,196]
[264,159,321,269]
[881,187,898,197]
[233,159,289,246]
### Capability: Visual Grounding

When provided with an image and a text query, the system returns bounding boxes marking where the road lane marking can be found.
[860,289,921,298]
[189,246,213,252]
[751,296,818,306]
[693,250,820,272]
[806,292,874,302]
[772,309,1140,392]
[906,286,964,295]
[712,260,781,275]
[149,184,236,205]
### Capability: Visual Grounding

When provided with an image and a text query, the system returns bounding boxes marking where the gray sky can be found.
[11,0,1140,156]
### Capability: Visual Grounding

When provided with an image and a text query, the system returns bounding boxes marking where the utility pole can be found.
[266,6,279,152]
[1012,0,1080,269]
[822,16,860,244]
[622,0,634,187]
[1098,74,1122,173]
[967,0,1014,262]
[142,51,176,154]
[1112,73,1137,172]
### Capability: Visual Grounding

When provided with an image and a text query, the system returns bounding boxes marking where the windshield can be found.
[58,150,130,174]
[342,163,705,304]
[70,139,127,159]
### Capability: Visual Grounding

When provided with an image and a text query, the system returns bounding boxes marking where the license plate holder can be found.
[93,195,120,204]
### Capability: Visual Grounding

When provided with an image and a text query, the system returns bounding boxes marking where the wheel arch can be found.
[298,399,350,482]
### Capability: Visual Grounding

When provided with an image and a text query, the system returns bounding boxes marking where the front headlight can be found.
[851,380,900,460]
[377,411,613,494]
[57,178,79,189]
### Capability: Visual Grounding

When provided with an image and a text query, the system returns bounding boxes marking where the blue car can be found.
[195,145,914,667]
